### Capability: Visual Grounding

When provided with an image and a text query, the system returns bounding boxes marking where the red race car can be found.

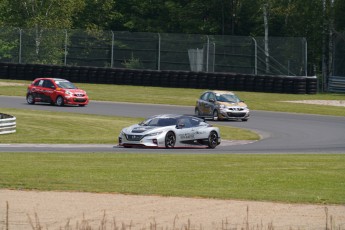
[26,78,89,106]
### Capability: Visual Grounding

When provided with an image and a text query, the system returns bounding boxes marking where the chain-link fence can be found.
[0,27,307,76]
[329,32,345,92]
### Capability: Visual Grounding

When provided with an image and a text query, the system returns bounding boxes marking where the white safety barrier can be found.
[0,113,16,135]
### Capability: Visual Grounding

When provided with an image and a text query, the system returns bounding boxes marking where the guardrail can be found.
[0,113,16,135]
[329,76,345,93]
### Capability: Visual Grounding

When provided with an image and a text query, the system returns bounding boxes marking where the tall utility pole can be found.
[263,3,270,74]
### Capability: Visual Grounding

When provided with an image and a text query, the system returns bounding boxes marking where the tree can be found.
[0,0,84,28]
[0,0,85,64]
[72,0,123,31]
[334,0,345,31]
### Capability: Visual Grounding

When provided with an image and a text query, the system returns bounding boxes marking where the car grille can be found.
[125,134,143,141]
[227,112,247,117]
[74,93,85,97]
[229,108,245,111]
[73,98,87,102]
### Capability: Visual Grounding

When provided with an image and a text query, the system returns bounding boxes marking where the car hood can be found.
[64,89,86,94]
[218,101,247,107]
[123,125,167,134]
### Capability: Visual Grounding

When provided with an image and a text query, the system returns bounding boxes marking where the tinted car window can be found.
[208,92,215,101]
[55,80,77,89]
[143,118,177,127]
[200,92,209,101]
[43,80,55,88]
[34,80,44,87]
[216,93,240,103]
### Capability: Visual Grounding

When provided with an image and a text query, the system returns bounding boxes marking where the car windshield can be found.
[55,80,77,89]
[140,117,177,127]
[216,93,240,103]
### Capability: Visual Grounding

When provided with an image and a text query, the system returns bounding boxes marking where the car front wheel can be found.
[213,110,219,121]
[56,96,64,106]
[208,131,218,149]
[165,131,176,148]
[26,94,35,104]
[195,108,200,116]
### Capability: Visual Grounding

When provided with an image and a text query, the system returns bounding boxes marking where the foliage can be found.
[122,53,144,69]
[0,0,345,76]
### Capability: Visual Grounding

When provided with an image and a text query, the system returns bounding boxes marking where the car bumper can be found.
[219,109,250,120]
[118,134,163,148]
[64,96,89,105]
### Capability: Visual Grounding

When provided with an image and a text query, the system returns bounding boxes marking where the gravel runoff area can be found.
[1,189,345,230]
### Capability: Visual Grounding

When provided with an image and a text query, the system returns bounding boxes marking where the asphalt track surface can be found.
[1,95,345,153]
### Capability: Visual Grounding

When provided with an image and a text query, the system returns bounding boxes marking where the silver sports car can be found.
[118,114,221,149]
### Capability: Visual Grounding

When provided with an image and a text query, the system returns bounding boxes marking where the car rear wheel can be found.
[165,131,176,148]
[56,96,64,106]
[208,131,218,149]
[195,108,200,116]
[26,94,35,104]
[213,110,219,121]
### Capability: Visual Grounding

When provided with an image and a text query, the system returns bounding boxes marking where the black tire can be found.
[208,131,218,149]
[242,118,248,122]
[165,131,176,148]
[195,108,200,116]
[56,96,64,106]
[213,110,219,121]
[26,94,35,104]
[79,104,86,107]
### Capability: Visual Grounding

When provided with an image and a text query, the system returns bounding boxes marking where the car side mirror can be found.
[209,98,215,103]
[176,123,185,129]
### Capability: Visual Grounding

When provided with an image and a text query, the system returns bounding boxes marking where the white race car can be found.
[118,114,221,149]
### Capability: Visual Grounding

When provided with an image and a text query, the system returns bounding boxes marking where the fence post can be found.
[206,35,209,72]
[157,33,161,71]
[18,28,22,64]
[64,29,68,65]
[111,31,114,68]
[304,38,308,76]
[251,37,258,75]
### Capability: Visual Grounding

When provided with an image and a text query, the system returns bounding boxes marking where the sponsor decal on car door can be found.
[41,80,56,102]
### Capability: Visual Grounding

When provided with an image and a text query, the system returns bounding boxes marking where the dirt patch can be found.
[1,189,344,230]
[283,100,345,107]
[0,82,26,86]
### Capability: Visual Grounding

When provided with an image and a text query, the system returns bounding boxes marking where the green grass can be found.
[0,153,344,204]
[0,108,259,143]
[1,79,345,116]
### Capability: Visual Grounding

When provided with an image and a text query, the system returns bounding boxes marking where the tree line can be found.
[0,0,344,79]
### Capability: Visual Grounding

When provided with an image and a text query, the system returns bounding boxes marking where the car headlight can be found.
[65,90,73,95]
[146,131,163,137]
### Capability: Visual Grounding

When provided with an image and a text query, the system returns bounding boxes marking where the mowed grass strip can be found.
[0,108,259,143]
[0,152,344,204]
[1,79,345,117]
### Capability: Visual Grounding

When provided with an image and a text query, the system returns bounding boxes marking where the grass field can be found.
[1,79,345,205]
[1,79,345,116]
[1,153,344,204]
[0,108,259,143]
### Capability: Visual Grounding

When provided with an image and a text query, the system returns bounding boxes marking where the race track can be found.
[1,96,345,153]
